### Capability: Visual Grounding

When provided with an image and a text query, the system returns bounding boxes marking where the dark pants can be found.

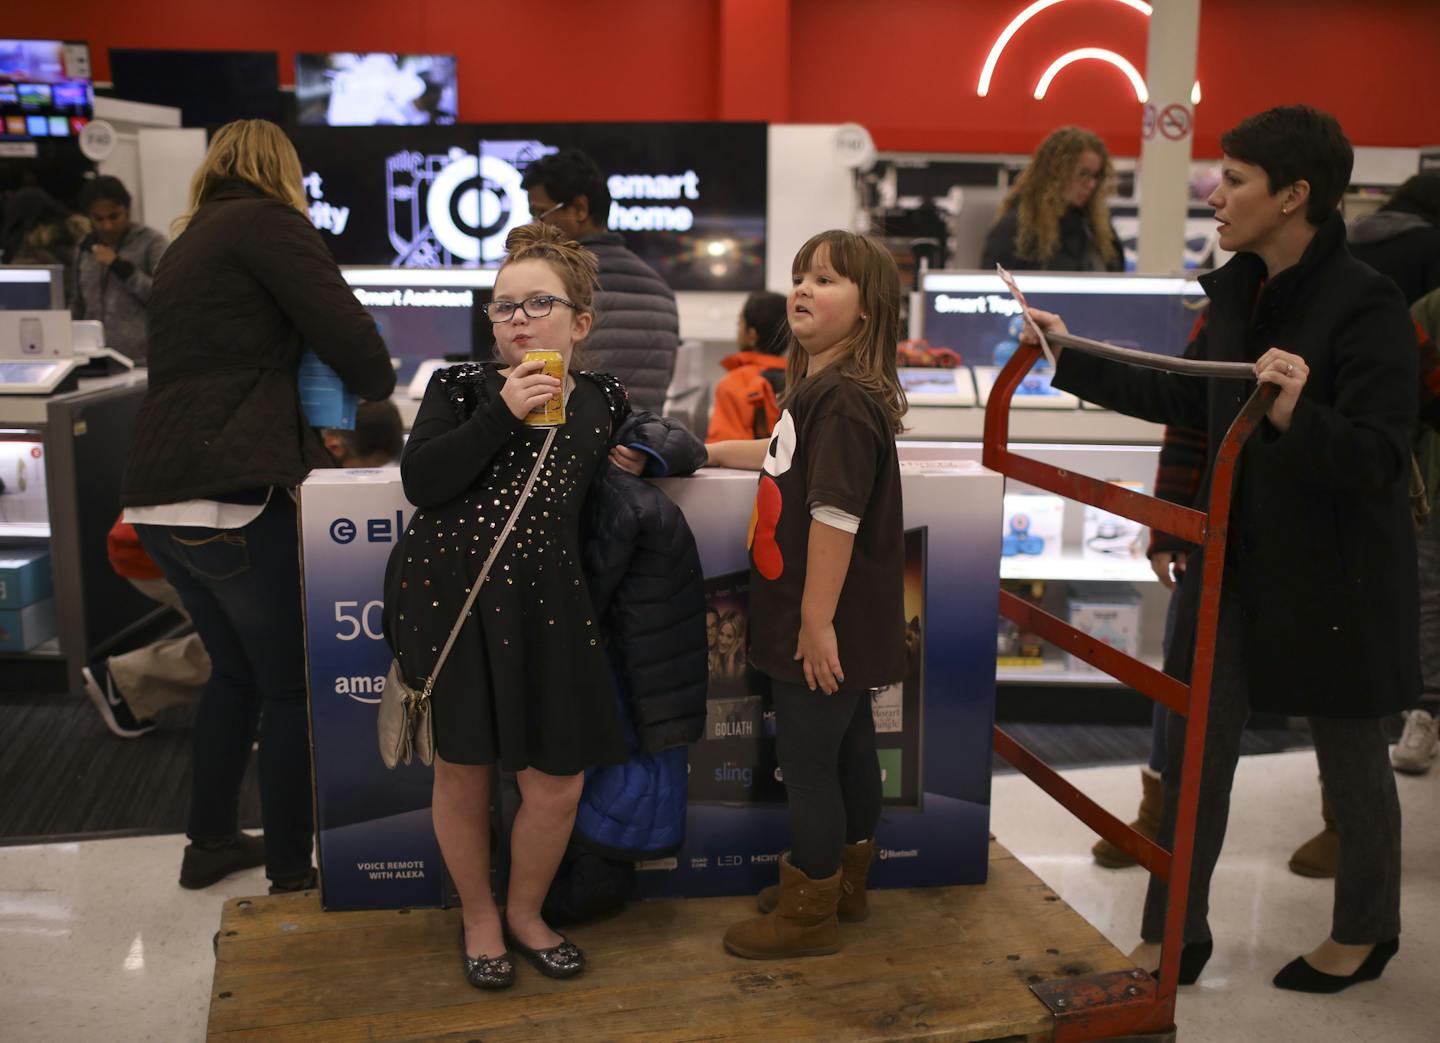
[1417,509,1440,715]
[137,494,313,880]
[771,678,883,880]
[1141,599,1402,946]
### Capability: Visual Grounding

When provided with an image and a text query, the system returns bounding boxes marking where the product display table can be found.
[207,840,1137,1042]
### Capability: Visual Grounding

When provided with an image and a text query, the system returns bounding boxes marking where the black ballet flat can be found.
[1273,938,1399,994]
[505,926,585,979]
[459,921,515,990]
[1149,939,1213,986]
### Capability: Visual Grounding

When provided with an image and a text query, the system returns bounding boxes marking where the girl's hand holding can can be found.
[795,617,845,694]
[500,359,563,421]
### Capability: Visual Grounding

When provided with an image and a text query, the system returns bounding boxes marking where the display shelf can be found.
[0,521,51,539]
[1000,551,1156,583]
[996,652,1165,686]
[0,636,61,660]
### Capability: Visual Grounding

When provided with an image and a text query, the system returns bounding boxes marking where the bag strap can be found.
[419,426,558,699]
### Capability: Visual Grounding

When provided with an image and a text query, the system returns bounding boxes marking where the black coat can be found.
[123,179,394,505]
[980,206,1124,273]
[583,412,709,752]
[578,232,680,413]
[1053,212,1420,718]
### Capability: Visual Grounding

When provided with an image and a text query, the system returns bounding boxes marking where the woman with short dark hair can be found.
[73,175,168,364]
[1027,105,1412,993]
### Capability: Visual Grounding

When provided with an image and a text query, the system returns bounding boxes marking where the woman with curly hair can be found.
[981,126,1123,273]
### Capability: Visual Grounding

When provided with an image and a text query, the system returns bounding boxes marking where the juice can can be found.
[523,349,566,426]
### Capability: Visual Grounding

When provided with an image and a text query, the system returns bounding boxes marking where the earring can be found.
[861,314,868,320]
[1282,206,1289,215]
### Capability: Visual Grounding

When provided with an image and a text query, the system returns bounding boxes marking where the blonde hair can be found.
[996,126,1118,268]
[173,119,308,234]
[500,222,602,370]
[783,230,907,434]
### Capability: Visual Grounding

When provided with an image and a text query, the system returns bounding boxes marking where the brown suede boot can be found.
[756,840,875,921]
[1288,781,1338,879]
[725,855,842,960]
[1092,767,1162,869]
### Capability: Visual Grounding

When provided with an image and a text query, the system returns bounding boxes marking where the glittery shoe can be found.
[460,921,515,990]
[504,923,585,979]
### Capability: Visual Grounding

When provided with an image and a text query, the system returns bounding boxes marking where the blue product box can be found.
[298,348,357,430]
[0,596,56,652]
[0,547,54,608]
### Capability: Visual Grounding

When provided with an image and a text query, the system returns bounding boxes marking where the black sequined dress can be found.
[384,363,629,774]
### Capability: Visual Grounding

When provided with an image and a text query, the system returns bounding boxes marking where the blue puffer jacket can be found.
[573,412,708,858]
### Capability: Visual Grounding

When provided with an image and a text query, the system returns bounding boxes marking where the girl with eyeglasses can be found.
[385,222,672,988]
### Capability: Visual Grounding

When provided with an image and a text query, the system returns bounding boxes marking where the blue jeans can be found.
[136,494,313,880]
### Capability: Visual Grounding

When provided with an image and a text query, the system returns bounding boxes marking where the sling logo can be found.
[714,762,753,786]
[330,509,410,545]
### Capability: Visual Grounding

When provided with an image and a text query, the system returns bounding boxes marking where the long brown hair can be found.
[173,119,308,234]
[782,230,907,433]
[996,126,1117,267]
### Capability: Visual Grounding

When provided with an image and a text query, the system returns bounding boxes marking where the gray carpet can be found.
[0,690,260,845]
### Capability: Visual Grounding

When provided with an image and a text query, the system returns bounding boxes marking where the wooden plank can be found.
[209,841,1132,1042]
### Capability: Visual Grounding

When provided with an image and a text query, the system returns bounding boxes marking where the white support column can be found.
[1135,0,1201,274]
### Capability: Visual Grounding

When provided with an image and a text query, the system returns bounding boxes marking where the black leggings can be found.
[771,678,883,879]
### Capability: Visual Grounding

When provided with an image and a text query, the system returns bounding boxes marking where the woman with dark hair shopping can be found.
[72,175,168,363]
[1025,106,1414,993]
[122,120,395,893]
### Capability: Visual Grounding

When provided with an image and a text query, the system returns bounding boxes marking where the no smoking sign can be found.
[1159,103,1193,141]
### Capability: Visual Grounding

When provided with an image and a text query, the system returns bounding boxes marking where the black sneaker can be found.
[82,660,157,738]
[268,868,318,895]
[179,832,266,889]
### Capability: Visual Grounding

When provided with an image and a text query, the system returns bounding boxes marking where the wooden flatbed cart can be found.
[207,340,1271,1042]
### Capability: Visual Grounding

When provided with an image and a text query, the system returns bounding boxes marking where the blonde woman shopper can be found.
[981,125,1123,273]
[121,120,395,892]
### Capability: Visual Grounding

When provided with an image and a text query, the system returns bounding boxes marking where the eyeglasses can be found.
[533,201,567,223]
[482,295,576,324]
[1075,168,1104,183]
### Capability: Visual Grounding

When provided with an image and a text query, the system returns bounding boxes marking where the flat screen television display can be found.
[921,272,1207,365]
[0,266,64,310]
[109,49,280,128]
[288,122,767,291]
[295,53,457,127]
[341,266,494,383]
[0,40,91,141]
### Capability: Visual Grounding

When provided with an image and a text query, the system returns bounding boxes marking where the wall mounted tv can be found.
[287,122,767,292]
[0,40,92,141]
[295,53,457,127]
[108,49,280,128]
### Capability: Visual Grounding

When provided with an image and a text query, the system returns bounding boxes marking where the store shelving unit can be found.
[1,372,168,695]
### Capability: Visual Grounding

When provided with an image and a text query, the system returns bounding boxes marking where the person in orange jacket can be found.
[706,291,789,443]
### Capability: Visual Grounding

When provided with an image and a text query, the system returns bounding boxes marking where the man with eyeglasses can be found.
[521,148,680,412]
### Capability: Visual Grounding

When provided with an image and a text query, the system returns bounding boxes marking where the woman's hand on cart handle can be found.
[1254,348,1309,433]
[1020,308,1068,357]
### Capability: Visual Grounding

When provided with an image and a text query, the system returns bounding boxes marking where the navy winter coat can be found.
[573,412,708,857]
